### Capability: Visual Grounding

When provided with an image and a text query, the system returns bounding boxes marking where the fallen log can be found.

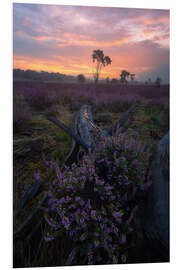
[13,103,141,240]
[46,115,90,152]
[46,103,139,166]
[14,180,42,216]
[63,111,79,166]
[136,132,169,261]
[142,132,169,249]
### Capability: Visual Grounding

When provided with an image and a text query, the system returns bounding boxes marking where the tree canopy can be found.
[120,70,130,84]
[77,74,86,83]
[92,49,112,84]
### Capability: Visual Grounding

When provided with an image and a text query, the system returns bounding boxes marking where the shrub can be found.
[13,94,31,133]
[22,87,57,110]
[43,134,152,265]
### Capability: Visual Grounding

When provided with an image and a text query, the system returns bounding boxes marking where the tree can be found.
[130,73,135,81]
[120,70,130,84]
[92,49,112,84]
[155,77,162,88]
[77,74,86,83]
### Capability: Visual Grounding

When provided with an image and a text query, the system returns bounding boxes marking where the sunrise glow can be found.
[13,4,169,82]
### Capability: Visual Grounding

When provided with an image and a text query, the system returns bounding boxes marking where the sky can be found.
[13,3,169,83]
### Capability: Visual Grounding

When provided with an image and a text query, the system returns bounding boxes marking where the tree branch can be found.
[106,102,139,135]
[46,115,90,152]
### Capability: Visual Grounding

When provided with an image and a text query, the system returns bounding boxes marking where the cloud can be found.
[13,3,169,81]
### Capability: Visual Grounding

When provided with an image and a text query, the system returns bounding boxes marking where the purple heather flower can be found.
[34,170,40,181]
[44,233,56,242]
[94,240,99,248]
[121,234,126,244]
[66,196,71,201]
[105,186,113,191]
[75,196,81,202]
[80,217,85,224]
[59,197,65,204]
[113,211,124,219]
[79,200,84,206]
[91,210,97,219]
[62,217,70,230]
[45,161,49,167]
[50,161,54,168]
[80,233,86,241]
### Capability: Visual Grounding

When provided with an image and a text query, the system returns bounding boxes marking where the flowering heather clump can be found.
[43,134,152,265]
[13,94,31,133]
[22,87,57,110]
[96,94,141,113]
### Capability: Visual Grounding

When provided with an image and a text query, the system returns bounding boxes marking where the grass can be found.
[13,105,73,222]
[53,131,72,163]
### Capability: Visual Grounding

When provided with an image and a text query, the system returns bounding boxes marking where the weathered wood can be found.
[14,180,42,216]
[62,111,80,167]
[77,105,95,149]
[106,103,139,136]
[46,115,90,152]
[47,104,137,166]
[141,132,169,251]
[48,105,109,167]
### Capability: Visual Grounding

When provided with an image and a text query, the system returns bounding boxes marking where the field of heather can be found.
[13,81,169,267]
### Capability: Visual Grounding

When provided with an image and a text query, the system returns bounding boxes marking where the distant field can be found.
[13,81,169,100]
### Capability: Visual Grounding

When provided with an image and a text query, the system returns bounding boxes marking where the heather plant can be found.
[13,94,31,133]
[13,81,169,114]
[22,87,57,110]
[43,134,152,265]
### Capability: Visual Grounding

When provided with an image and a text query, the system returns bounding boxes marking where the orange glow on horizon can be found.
[13,53,154,79]
[13,4,169,83]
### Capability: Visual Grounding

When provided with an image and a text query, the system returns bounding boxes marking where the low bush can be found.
[13,94,31,133]
[42,134,152,265]
[22,87,57,110]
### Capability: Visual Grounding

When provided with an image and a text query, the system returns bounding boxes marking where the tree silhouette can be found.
[120,70,130,84]
[92,49,112,84]
[155,77,162,88]
[130,73,135,81]
[77,74,86,83]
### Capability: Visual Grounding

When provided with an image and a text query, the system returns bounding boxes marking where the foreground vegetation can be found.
[13,81,169,267]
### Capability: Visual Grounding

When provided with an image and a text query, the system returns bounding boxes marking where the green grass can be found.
[53,131,72,163]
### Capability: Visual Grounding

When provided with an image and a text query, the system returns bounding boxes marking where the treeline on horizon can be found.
[13,68,169,86]
[13,68,76,83]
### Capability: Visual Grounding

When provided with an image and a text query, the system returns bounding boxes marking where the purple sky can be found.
[13,3,169,82]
